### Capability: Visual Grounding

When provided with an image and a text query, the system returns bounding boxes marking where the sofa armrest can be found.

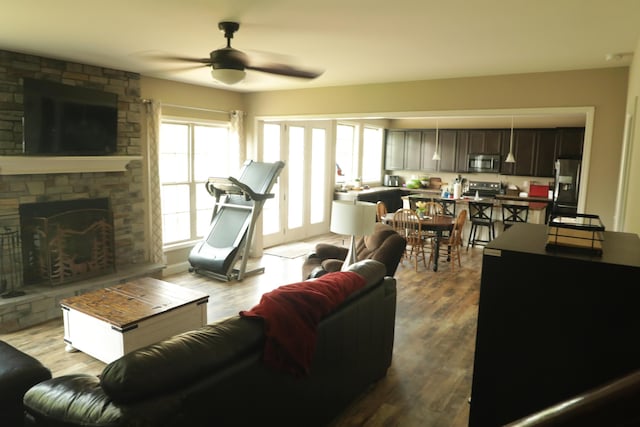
[314,243,348,260]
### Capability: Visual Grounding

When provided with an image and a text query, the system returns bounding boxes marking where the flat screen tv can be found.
[22,78,118,156]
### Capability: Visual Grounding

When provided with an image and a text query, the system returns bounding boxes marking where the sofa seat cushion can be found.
[100,315,264,403]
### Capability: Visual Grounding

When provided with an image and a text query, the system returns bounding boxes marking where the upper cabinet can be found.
[384,130,406,170]
[468,130,503,154]
[385,127,584,177]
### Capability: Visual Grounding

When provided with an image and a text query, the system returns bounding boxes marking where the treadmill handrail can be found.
[206,177,275,201]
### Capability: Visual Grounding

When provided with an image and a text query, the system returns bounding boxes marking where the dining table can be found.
[418,214,456,272]
[384,212,456,272]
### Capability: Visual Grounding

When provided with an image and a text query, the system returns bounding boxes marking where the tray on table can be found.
[546,213,605,255]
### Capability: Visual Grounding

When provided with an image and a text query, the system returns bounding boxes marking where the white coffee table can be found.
[61,277,209,363]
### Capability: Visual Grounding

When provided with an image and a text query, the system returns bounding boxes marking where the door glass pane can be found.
[262,123,281,235]
[288,126,305,229]
[335,124,355,182]
[310,128,326,224]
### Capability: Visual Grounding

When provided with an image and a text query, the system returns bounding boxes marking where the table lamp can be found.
[330,200,377,270]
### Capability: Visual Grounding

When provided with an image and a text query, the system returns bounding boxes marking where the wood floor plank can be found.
[1,234,483,426]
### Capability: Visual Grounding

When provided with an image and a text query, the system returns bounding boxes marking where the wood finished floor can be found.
[1,234,484,427]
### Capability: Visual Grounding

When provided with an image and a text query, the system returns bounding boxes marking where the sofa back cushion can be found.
[100,316,263,403]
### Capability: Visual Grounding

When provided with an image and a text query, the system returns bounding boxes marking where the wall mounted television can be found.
[22,78,118,156]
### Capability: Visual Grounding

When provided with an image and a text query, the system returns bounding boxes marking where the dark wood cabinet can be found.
[403,130,422,171]
[534,129,558,177]
[469,224,640,426]
[468,129,503,154]
[384,130,405,170]
[437,130,457,172]
[556,127,584,158]
[513,130,536,176]
[385,127,584,177]
[420,130,438,172]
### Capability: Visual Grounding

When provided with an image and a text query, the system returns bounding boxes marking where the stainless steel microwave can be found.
[468,154,501,173]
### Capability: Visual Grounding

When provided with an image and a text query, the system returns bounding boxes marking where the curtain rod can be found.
[141,99,231,115]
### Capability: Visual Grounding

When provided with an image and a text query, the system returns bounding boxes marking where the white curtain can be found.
[230,110,245,170]
[145,100,164,264]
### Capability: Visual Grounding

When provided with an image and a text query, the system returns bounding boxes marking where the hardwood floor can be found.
[1,235,484,427]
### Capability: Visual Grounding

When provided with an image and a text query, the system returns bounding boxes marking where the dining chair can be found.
[392,208,427,271]
[428,209,467,271]
[501,203,529,231]
[376,201,389,223]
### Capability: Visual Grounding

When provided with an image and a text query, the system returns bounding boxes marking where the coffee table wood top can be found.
[60,277,209,330]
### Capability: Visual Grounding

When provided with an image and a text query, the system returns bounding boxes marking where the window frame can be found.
[159,116,231,249]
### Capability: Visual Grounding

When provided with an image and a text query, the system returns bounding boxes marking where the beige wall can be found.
[621,39,640,235]
[245,68,629,229]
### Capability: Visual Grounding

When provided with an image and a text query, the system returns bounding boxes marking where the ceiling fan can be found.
[164,21,323,85]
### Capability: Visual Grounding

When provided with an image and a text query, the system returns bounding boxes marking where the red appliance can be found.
[529,184,549,198]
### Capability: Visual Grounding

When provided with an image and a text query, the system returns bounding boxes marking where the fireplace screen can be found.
[20,199,115,286]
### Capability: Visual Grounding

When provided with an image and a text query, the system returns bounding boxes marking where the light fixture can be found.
[432,120,441,161]
[211,67,246,85]
[505,117,516,163]
[330,200,377,270]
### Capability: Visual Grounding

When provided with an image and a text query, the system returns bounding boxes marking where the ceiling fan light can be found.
[211,68,245,84]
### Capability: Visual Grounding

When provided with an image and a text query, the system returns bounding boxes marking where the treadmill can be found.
[188,160,285,281]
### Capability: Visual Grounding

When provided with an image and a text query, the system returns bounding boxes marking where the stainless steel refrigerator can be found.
[552,158,581,216]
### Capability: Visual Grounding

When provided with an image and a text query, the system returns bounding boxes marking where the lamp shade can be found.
[330,200,377,237]
[211,68,246,84]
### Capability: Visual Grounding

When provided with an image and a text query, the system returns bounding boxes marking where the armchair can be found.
[302,223,406,279]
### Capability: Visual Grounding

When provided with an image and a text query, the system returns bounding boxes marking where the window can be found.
[159,119,231,246]
[335,122,383,185]
[361,127,383,183]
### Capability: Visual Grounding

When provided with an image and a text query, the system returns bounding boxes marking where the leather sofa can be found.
[302,222,406,279]
[0,341,51,426]
[23,260,397,427]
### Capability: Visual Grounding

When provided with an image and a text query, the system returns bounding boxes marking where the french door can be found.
[261,120,332,247]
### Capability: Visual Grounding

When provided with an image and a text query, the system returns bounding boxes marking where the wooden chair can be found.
[502,203,529,231]
[392,208,427,271]
[376,201,389,223]
[428,209,467,271]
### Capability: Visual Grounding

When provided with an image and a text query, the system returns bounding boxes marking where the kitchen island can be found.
[469,223,640,426]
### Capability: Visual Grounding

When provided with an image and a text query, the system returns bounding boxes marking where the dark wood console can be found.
[469,223,640,426]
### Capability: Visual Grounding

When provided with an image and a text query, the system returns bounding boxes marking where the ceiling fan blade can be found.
[149,55,213,65]
[246,63,323,79]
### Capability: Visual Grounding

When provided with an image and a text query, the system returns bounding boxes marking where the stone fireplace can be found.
[0,49,162,333]
[20,198,115,286]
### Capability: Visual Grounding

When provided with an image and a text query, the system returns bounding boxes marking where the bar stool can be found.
[438,199,456,217]
[502,203,529,231]
[467,201,496,249]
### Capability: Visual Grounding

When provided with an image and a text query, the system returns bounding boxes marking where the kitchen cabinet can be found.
[555,127,584,158]
[534,129,557,177]
[437,130,457,172]
[455,130,470,172]
[384,130,405,170]
[468,129,503,154]
[420,130,438,172]
[403,130,422,171]
[504,129,536,176]
[469,224,640,426]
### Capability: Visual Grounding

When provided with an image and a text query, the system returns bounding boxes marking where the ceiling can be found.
[2,0,639,95]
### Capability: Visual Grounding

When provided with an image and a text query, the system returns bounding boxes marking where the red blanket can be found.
[240,271,366,376]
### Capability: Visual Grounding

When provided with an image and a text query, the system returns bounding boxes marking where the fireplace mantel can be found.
[0,156,143,175]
